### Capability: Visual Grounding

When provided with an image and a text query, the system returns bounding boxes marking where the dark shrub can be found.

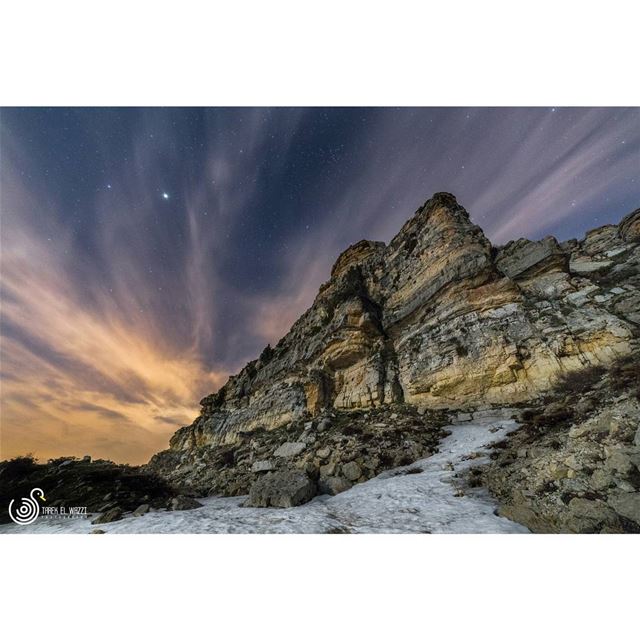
[0,454,37,480]
[455,344,469,357]
[556,366,605,395]
[610,353,640,398]
[342,424,363,436]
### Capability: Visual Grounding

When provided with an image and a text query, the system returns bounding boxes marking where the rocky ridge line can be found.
[148,193,640,512]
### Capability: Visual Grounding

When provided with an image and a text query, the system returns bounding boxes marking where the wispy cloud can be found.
[1,143,228,464]
[1,107,638,463]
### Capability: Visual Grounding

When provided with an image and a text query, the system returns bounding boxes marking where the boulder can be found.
[169,496,203,511]
[608,493,640,526]
[543,400,568,416]
[590,469,615,491]
[246,471,316,508]
[251,460,275,473]
[317,475,352,496]
[90,529,106,534]
[319,462,336,477]
[604,450,635,476]
[91,507,123,525]
[273,442,306,458]
[563,498,619,533]
[341,461,362,481]
[569,412,613,439]
[133,504,151,517]
[497,503,553,533]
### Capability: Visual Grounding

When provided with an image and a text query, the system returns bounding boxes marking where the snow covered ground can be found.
[1,415,529,534]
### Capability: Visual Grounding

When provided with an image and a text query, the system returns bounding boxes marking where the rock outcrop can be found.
[148,193,640,500]
[148,405,446,497]
[480,353,640,532]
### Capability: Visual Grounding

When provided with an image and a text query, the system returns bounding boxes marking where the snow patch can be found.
[1,415,529,534]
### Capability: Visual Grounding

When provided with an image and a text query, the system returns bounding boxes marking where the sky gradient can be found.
[1,107,638,463]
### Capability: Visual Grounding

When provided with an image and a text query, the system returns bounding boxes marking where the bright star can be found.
[162,192,170,200]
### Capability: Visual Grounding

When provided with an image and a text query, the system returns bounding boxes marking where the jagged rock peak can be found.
[331,239,386,279]
[330,193,473,279]
[390,192,477,246]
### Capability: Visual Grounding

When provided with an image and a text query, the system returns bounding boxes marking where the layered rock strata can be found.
[149,194,639,496]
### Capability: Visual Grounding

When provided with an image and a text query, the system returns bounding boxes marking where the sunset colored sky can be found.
[1,107,638,463]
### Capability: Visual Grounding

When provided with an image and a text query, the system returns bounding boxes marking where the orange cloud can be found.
[1,167,228,465]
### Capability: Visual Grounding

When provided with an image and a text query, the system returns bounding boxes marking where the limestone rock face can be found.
[149,193,639,489]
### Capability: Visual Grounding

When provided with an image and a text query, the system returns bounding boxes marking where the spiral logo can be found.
[8,487,45,526]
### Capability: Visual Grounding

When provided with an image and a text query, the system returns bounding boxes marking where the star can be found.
[162,192,170,200]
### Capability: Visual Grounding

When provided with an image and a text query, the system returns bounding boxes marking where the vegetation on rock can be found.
[480,352,640,533]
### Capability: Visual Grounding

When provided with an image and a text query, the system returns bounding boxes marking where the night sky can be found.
[1,107,638,463]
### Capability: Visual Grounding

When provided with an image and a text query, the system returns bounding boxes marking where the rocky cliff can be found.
[148,193,640,503]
